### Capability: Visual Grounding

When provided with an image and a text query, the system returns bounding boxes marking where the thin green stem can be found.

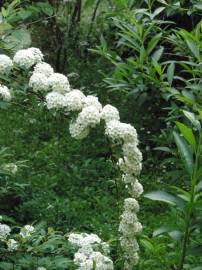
[177,133,201,270]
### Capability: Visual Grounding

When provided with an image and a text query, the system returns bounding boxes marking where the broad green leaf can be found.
[153,226,174,237]
[147,33,162,55]
[186,39,200,59]
[144,190,184,208]
[1,7,7,17]
[168,230,182,241]
[196,180,202,192]
[176,121,196,151]
[153,146,172,153]
[173,131,194,175]
[183,110,201,131]
[152,46,164,62]
[139,238,154,251]
[167,62,175,85]
[152,60,162,76]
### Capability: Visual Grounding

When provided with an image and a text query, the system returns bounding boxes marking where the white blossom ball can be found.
[34,62,54,77]
[101,104,120,123]
[48,73,70,94]
[118,157,142,175]
[20,225,34,238]
[29,72,49,92]
[78,105,101,127]
[0,223,11,240]
[7,239,18,251]
[13,47,43,69]
[45,91,65,109]
[131,180,143,198]
[0,54,13,74]
[124,198,139,212]
[0,84,11,101]
[63,89,85,112]
[122,143,142,162]
[69,121,90,140]
[83,95,102,112]
[105,120,138,144]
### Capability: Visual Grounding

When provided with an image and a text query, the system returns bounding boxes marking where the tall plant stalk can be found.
[178,133,201,270]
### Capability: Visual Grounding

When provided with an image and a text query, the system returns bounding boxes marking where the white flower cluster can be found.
[2,163,18,174]
[29,72,49,92]
[20,225,35,238]
[0,84,11,101]
[0,55,13,74]
[7,238,18,251]
[48,73,70,94]
[101,105,120,123]
[105,120,138,144]
[68,232,113,270]
[119,198,142,268]
[34,62,54,77]
[13,47,43,69]
[37,267,47,270]
[0,223,11,240]
[102,107,142,269]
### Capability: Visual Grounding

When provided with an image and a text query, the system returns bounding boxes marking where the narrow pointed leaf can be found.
[173,131,194,175]
[144,190,184,208]
[176,121,196,151]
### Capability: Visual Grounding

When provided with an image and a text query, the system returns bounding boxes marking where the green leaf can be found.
[176,121,196,151]
[147,32,162,55]
[153,226,174,237]
[196,180,202,192]
[144,190,184,208]
[173,131,194,175]
[167,62,175,85]
[183,110,201,131]
[1,7,7,17]
[186,39,200,59]
[153,146,172,153]
[151,46,164,62]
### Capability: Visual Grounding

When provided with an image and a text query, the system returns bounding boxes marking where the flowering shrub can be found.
[0,47,143,269]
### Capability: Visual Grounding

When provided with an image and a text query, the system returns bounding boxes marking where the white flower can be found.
[13,48,43,69]
[0,55,13,74]
[69,121,90,140]
[48,73,70,94]
[68,233,102,247]
[124,198,139,212]
[105,120,138,144]
[130,180,143,198]
[2,163,18,174]
[69,106,100,139]
[7,239,18,251]
[0,84,11,101]
[45,91,65,109]
[122,143,142,162]
[20,225,34,238]
[0,223,11,240]
[101,105,120,123]
[33,62,54,77]
[37,268,46,270]
[29,73,49,92]
[84,95,102,112]
[63,89,85,112]
[118,157,142,175]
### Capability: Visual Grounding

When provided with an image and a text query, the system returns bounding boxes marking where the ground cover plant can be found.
[0,0,202,270]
